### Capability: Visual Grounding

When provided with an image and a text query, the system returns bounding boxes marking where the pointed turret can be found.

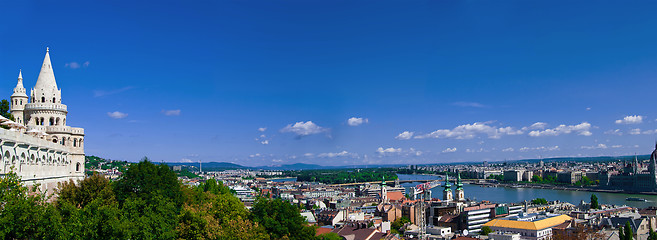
[456,171,463,190]
[12,70,27,97]
[31,48,62,104]
[11,69,29,124]
[35,47,58,91]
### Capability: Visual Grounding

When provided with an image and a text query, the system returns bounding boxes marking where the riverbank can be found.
[470,181,657,196]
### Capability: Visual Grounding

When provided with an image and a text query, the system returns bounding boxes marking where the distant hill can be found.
[165,162,246,170]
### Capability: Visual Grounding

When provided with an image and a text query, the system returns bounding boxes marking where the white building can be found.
[1,48,85,193]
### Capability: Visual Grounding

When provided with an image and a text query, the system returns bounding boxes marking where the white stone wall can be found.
[0,128,83,194]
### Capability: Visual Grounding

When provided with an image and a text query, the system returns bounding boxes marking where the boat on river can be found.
[626,197,647,202]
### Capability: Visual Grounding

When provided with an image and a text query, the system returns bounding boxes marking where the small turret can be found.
[10,69,29,124]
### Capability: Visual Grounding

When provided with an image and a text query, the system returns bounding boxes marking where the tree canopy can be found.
[0,158,319,240]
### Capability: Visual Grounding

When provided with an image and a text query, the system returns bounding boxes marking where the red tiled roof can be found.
[316,227,333,236]
[387,191,405,201]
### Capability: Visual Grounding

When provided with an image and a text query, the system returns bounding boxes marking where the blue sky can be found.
[1,1,656,166]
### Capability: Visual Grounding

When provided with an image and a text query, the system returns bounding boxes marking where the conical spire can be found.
[34,47,58,91]
[444,174,451,187]
[12,69,27,97]
[456,171,463,189]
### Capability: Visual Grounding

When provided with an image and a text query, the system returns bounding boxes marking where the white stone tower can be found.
[10,70,29,124]
[22,48,85,175]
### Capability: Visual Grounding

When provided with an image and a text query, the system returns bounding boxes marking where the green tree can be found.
[0,99,14,129]
[317,232,342,240]
[391,217,410,234]
[532,175,543,182]
[114,157,183,208]
[648,227,657,240]
[624,221,633,240]
[590,194,599,209]
[57,172,116,208]
[250,198,315,240]
[620,226,625,240]
[531,198,548,205]
[481,226,493,235]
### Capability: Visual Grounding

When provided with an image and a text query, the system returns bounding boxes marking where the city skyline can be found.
[1,1,656,166]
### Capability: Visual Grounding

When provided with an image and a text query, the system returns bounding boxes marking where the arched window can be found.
[53,97,56,103]
[73,139,77,147]
[41,97,45,103]
[63,118,66,125]
[76,163,81,172]
[40,118,45,126]
[53,139,57,143]
[62,138,66,146]
[31,154,35,164]
[19,100,22,105]
[56,118,60,126]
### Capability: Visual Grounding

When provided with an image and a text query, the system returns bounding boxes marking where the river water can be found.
[397,174,657,208]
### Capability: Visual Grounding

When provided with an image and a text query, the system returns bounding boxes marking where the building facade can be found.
[1,48,85,193]
[599,145,657,192]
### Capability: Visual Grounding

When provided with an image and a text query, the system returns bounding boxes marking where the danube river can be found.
[397,174,657,208]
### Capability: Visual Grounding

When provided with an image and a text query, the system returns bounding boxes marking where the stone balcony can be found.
[24,103,68,112]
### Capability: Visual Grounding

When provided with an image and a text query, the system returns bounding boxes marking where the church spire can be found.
[34,47,58,91]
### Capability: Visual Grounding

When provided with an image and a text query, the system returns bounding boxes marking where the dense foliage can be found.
[292,168,398,184]
[390,216,410,234]
[590,194,600,209]
[480,226,493,235]
[0,99,14,129]
[531,198,548,205]
[0,158,318,240]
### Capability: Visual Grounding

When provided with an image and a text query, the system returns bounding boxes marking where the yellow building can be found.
[483,214,572,240]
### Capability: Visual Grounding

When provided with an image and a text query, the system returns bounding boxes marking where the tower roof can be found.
[12,69,28,97]
[34,48,59,91]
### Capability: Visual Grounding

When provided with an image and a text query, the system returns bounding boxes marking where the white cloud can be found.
[376,147,402,154]
[260,140,269,145]
[396,131,414,140]
[586,107,591,111]
[416,122,522,140]
[107,111,128,119]
[519,146,560,152]
[249,153,261,158]
[528,122,548,130]
[615,115,643,124]
[452,101,486,108]
[442,147,457,153]
[180,158,193,163]
[528,122,592,137]
[280,121,327,136]
[611,145,623,148]
[629,128,642,135]
[162,109,181,116]
[642,129,657,135]
[502,147,514,152]
[318,151,356,158]
[65,62,80,69]
[604,129,623,136]
[409,148,423,156]
[347,117,369,126]
[581,144,608,150]
[304,153,314,158]
[258,127,267,132]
